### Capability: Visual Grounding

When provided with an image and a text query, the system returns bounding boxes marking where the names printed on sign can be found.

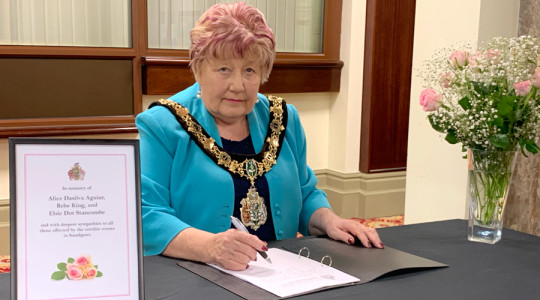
[13,142,140,300]
[39,184,117,239]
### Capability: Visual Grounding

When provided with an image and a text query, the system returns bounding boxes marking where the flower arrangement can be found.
[418,35,540,243]
[419,35,540,154]
[51,255,103,281]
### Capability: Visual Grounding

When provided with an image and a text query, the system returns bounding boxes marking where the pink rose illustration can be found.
[85,267,98,279]
[75,255,92,267]
[532,67,540,88]
[449,50,468,68]
[514,80,532,96]
[66,264,84,280]
[51,255,103,281]
[419,88,442,111]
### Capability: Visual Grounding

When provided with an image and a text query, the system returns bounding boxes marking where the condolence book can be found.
[177,236,447,299]
[210,247,359,298]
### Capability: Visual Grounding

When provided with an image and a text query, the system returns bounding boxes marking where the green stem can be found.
[470,149,515,225]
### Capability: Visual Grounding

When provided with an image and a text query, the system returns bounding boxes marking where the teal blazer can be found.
[136,83,330,256]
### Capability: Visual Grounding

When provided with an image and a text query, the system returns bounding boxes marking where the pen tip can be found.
[266,257,272,264]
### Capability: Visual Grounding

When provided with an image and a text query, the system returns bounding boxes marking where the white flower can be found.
[419,35,540,154]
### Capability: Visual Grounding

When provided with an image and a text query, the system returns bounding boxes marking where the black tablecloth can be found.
[2,219,540,299]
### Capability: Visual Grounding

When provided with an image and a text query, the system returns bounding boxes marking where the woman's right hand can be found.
[206,229,267,270]
[162,227,267,271]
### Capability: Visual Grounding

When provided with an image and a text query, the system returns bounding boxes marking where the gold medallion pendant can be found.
[240,187,267,230]
[240,159,268,230]
[152,95,287,230]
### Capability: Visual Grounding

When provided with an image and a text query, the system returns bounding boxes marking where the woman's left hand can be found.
[308,208,384,249]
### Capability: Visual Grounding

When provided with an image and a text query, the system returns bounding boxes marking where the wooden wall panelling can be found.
[0,1,141,138]
[360,0,416,173]
[142,58,343,95]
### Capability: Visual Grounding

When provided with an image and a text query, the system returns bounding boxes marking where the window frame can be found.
[0,1,142,138]
[0,0,342,138]
[141,0,343,95]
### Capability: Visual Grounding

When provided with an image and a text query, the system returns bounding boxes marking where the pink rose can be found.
[514,80,532,96]
[439,72,454,88]
[75,255,91,267]
[486,49,501,64]
[419,88,442,111]
[467,50,482,67]
[66,264,84,280]
[532,67,540,88]
[84,267,98,279]
[449,51,468,68]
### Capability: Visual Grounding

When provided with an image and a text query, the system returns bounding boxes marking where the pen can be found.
[230,216,272,264]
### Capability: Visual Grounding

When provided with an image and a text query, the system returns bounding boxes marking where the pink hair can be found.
[189,2,276,83]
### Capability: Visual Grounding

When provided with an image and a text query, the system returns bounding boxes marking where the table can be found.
[2,219,540,299]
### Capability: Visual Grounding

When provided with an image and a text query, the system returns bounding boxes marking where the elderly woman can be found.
[136,2,383,271]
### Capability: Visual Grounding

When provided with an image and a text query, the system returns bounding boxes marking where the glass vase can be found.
[467,148,518,244]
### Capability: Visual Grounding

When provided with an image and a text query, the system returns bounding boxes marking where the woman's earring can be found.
[197,88,202,99]
[255,98,259,103]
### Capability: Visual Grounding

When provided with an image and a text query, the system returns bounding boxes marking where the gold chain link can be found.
[158,96,285,181]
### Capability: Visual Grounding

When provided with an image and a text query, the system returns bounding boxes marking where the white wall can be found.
[328,0,366,172]
[405,0,520,224]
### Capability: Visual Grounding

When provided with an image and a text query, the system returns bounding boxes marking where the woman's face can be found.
[196,56,262,125]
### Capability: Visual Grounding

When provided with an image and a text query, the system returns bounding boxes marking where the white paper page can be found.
[15,144,140,300]
[210,248,360,298]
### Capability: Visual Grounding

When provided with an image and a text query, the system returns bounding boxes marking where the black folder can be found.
[281,236,448,283]
[177,236,447,299]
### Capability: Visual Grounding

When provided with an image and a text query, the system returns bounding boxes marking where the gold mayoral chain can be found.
[152,96,288,231]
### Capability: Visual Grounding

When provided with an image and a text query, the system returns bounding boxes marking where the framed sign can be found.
[9,138,143,300]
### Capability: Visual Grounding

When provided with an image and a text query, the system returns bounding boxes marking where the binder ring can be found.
[320,255,332,267]
[298,247,310,259]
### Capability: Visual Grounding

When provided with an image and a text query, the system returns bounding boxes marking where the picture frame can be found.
[9,138,144,300]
